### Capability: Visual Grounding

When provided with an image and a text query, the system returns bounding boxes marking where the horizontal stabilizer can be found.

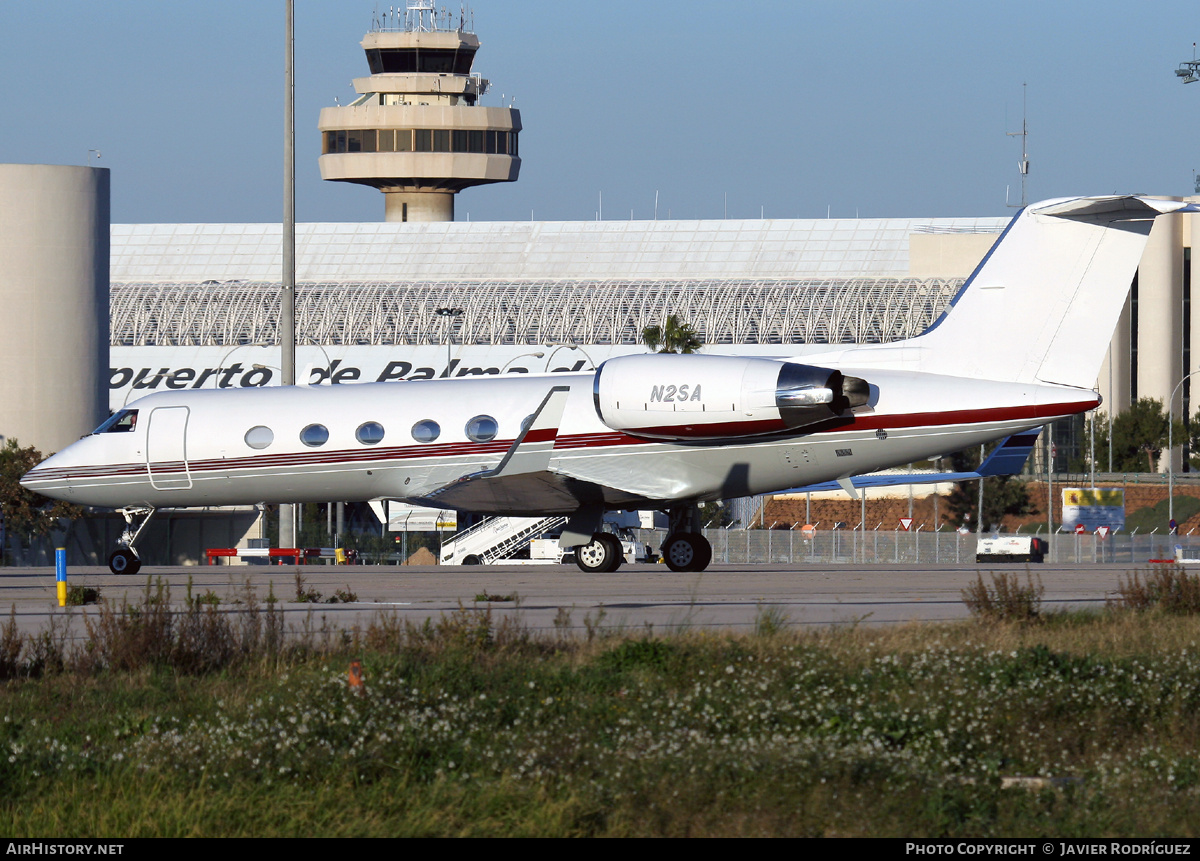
[787,432,1040,495]
[1032,196,1200,220]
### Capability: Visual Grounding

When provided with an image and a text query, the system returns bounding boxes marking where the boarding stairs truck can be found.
[440,511,659,565]
[439,515,569,565]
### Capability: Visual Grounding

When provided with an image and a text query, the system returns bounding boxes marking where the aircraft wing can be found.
[786,431,1041,495]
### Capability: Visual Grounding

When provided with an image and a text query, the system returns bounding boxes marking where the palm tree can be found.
[641,314,702,354]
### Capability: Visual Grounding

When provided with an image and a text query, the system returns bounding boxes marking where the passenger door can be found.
[145,406,192,490]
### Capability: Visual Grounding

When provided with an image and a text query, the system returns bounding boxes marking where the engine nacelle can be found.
[593,354,869,440]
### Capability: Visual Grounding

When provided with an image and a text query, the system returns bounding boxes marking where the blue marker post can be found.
[55,548,67,607]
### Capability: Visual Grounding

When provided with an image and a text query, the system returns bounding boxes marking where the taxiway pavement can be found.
[0,561,1144,642]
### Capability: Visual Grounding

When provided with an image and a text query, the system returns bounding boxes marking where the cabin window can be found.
[411,419,440,443]
[356,421,385,445]
[244,426,273,450]
[94,409,138,434]
[465,415,499,442]
[300,424,330,447]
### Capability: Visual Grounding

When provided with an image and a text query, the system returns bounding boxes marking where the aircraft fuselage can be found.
[22,366,1095,515]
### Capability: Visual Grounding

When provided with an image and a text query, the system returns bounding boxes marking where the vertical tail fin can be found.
[913,196,1197,388]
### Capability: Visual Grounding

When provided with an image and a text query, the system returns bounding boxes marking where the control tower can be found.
[318,1,521,222]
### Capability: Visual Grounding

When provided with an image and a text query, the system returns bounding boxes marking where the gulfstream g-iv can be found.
[23,196,1192,575]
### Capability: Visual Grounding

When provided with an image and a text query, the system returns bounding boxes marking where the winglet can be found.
[976,431,1040,476]
[460,385,570,482]
[492,385,571,475]
[836,476,861,500]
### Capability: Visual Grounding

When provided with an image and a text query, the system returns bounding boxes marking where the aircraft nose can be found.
[20,449,73,498]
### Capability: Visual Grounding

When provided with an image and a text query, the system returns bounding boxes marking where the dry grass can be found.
[1113,567,1200,615]
[961,572,1044,622]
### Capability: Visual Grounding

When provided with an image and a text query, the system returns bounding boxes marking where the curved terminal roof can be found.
[109,217,1007,348]
[111,217,1006,283]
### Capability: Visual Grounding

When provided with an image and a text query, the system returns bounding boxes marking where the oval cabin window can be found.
[411,419,441,443]
[300,424,330,447]
[245,426,274,450]
[356,422,385,445]
[465,415,499,442]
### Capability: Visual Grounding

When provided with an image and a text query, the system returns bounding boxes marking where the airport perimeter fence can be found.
[634,528,1200,566]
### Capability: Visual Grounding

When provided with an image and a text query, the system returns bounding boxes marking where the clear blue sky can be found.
[3,0,1199,223]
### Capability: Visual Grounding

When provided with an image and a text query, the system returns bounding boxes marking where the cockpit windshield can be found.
[92,409,138,434]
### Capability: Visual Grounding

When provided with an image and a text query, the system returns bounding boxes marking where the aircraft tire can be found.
[108,547,141,576]
[598,534,623,572]
[663,533,697,571]
[689,532,713,571]
[663,533,712,572]
[575,533,622,573]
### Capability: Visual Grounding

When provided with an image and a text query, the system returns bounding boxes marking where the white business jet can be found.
[23,196,1192,575]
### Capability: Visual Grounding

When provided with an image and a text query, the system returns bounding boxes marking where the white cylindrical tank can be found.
[0,164,109,455]
[1136,211,1183,412]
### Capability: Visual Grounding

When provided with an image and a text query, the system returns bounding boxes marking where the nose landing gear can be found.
[107,506,156,575]
[107,546,141,576]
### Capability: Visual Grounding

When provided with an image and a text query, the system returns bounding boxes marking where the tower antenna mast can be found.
[1007,83,1030,208]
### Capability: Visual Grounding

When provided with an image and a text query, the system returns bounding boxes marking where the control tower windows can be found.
[323,129,518,156]
[346,130,378,153]
[366,48,476,75]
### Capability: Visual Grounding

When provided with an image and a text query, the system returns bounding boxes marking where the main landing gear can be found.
[662,532,712,572]
[661,506,712,572]
[564,505,713,573]
[107,506,156,575]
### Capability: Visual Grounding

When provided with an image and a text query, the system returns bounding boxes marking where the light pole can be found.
[543,343,598,372]
[500,351,544,373]
[280,0,298,552]
[435,307,463,375]
[1168,369,1200,528]
[1169,49,1200,529]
